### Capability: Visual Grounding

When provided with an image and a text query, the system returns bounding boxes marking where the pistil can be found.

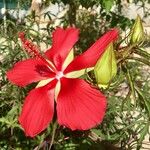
[19,32,56,72]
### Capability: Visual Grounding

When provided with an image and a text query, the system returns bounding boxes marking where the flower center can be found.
[55,71,64,80]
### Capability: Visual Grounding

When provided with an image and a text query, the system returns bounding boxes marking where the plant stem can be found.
[49,121,58,150]
[125,64,136,105]
[134,48,150,60]
[127,57,150,66]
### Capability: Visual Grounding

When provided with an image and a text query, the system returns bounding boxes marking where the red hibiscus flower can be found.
[7,27,118,137]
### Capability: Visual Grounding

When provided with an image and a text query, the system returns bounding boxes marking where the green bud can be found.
[130,15,145,44]
[94,43,117,88]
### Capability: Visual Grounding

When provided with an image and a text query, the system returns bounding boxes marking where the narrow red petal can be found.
[57,78,107,130]
[6,59,55,87]
[45,27,79,70]
[19,80,57,137]
[64,29,118,73]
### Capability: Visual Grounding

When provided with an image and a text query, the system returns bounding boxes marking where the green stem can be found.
[49,121,58,150]
[125,65,136,104]
[117,44,136,64]
[127,57,150,66]
[134,48,150,60]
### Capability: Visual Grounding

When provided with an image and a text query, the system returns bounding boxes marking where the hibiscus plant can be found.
[7,28,118,137]
[0,3,150,149]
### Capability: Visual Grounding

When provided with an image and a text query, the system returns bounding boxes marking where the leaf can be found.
[137,123,149,149]
[135,86,150,116]
[102,0,114,12]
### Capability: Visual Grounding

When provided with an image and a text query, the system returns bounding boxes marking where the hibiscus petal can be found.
[57,78,107,130]
[64,29,118,73]
[19,80,57,137]
[45,27,79,70]
[7,59,55,87]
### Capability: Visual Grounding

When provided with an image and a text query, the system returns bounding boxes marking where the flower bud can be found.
[94,43,117,88]
[130,15,145,44]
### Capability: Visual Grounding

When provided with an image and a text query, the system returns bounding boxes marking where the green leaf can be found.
[137,123,149,149]
[102,0,114,11]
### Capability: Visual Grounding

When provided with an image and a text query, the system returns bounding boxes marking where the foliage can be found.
[0,0,150,149]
